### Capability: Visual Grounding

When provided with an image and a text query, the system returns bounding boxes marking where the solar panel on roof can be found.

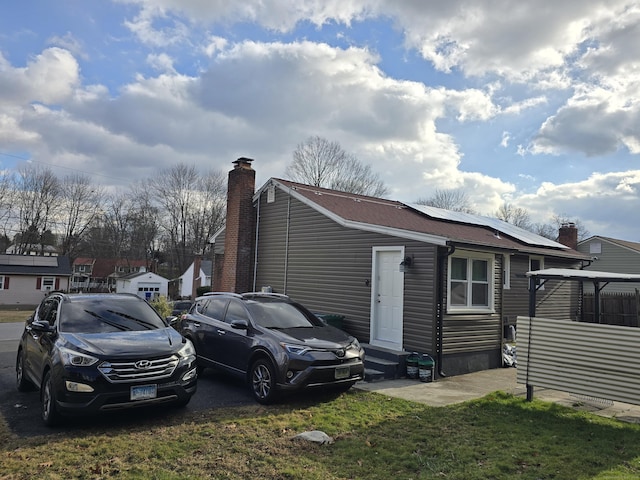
[407,204,568,249]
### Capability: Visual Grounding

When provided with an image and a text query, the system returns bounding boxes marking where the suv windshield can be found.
[60,297,166,333]
[247,301,316,329]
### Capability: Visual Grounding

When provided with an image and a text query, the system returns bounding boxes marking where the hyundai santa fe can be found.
[177,292,365,404]
[16,293,198,426]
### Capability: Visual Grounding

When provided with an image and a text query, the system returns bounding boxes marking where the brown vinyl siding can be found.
[254,189,437,353]
[503,255,581,323]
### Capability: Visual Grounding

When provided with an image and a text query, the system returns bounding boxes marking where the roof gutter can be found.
[436,243,456,378]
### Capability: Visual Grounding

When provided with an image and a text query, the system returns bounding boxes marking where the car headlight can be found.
[59,347,98,367]
[177,339,196,366]
[281,343,311,356]
[349,338,362,351]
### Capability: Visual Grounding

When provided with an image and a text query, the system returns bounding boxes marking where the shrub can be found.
[149,296,172,318]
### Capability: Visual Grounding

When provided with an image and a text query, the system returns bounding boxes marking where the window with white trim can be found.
[447,251,494,312]
[0,276,5,290]
[41,277,55,291]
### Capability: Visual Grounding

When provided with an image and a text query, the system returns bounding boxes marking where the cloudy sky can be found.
[1,0,639,241]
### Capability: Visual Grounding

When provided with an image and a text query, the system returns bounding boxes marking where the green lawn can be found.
[2,389,640,479]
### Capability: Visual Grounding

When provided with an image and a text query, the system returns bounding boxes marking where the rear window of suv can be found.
[60,297,166,333]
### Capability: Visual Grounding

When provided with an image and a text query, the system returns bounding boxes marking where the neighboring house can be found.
[577,236,640,293]
[176,257,212,299]
[116,271,168,300]
[212,158,591,377]
[71,257,96,291]
[0,254,71,306]
[71,258,149,292]
[5,243,59,256]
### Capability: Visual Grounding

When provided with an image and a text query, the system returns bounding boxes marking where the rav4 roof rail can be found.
[242,292,290,299]
[202,292,243,298]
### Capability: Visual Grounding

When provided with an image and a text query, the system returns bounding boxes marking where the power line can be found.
[0,151,129,183]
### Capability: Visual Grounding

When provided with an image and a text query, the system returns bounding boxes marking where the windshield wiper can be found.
[107,310,157,329]
[84,310,129,331]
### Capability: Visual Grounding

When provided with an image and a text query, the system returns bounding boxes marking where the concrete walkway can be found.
[355,367,640,424]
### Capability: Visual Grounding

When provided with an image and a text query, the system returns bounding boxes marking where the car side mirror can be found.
[31,320,54,333]
[230,319,249,330]
[166,315,178,327]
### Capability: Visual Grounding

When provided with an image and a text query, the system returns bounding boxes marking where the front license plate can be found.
[335,366,350,380]
[130,384,157,401]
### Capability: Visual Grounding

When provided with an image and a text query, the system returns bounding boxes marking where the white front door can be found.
[370,247,404,350]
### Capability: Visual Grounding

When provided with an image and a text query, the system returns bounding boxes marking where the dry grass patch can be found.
[2,390,640,479]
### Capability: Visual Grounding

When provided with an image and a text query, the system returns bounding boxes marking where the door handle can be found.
[217,330,226,335]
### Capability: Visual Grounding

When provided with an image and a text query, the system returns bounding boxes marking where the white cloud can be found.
[0,48,79,105]
[514,171,640,239]
[3,1,640,241]
[147,53,177,73]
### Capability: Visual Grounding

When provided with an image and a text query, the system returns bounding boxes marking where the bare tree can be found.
[286,136,389,197]
[0,171,14,241]
[57,174,103,260]
[127,185,160,265]
[12,164,61,254]
[148,164,226,277]
[416,188,475,213]
[534,214,590,242]
[100,192,133,260]
[495,202,532,230]
[187,170,227,256]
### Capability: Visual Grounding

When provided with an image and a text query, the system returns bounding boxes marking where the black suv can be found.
[16,293,198,426]
[178,292,365,404]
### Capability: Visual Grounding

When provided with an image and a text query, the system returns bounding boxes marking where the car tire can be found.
[16,349,34,392]
[41,371,61,427]
[249,358,278,405]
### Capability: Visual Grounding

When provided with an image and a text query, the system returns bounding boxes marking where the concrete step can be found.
[362,344,411,380]
[364,368,386,382]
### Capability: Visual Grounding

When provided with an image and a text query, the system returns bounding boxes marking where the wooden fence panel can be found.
[582,290,640,326]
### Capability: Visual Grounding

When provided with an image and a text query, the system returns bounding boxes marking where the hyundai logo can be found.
[135,360,152,370]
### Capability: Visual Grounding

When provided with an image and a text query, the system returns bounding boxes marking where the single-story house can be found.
[0,254,71,306]
[577,236,640,294]
[5,243,60,256]
[175,257,212,299]
[213,158,590,377]
[116,271,169,300]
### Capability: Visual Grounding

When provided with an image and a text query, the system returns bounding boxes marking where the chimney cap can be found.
[233,157,254,169]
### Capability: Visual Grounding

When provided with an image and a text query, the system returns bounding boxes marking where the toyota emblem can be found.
[334,349,345,358]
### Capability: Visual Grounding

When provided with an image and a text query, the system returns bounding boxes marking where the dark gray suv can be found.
[178,292,365,404]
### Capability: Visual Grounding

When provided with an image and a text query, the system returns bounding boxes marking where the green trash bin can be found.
[418,354,435,383]
[406,352,420,379]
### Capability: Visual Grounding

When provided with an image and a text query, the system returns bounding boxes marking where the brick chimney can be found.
[558,222,578,250]
[219,158,256,293]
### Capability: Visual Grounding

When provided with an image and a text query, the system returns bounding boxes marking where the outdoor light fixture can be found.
[399,256,413,272]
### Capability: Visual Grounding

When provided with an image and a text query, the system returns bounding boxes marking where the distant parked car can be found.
[16,293,198,426]
[178,292,365,404]
[171,300,194,317]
